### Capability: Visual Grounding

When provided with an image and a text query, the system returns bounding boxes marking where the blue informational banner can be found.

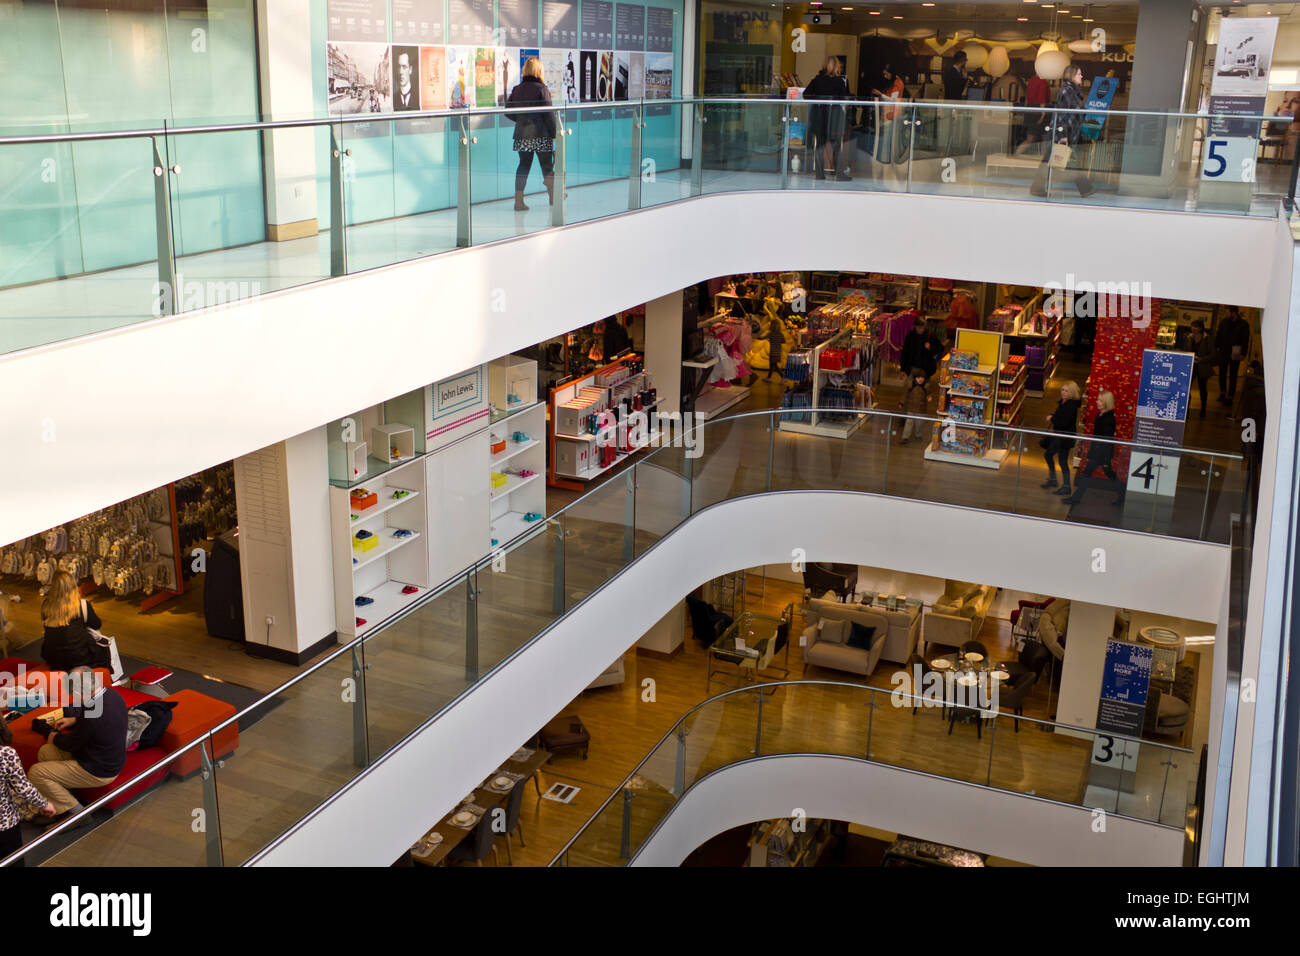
[1136,349,1193,423]
[1081,76,1118,141]
[1096,640,1154,737]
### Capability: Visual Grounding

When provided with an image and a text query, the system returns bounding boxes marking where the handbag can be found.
[1049,143,1072,169]
[81,599,124,684]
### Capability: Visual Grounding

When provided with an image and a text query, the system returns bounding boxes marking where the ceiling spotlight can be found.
[843,5,854,9]
[893,13,902,17]
[922,2,934,6]
[869,7,881,12]
[1082,15,1093,20]
[1017,16,1028,20]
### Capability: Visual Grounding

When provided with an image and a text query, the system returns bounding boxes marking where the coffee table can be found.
[707,610,790,691]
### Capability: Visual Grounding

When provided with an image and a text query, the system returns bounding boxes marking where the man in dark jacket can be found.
[1030,65,1094,197]
[900,317,942,380]
[944,51,969,100]
[1215,307,1251,402]
[29,668,126,823]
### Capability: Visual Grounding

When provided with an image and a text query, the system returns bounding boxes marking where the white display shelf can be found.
[560,431,663,481]
[353,579,427,637]
[349,487,420,524]
[491,399,543,426]
[923,446,1009,469]
[947,389,993,400]
[779,416,864,438]
[555,430,597,442]
[490,437,540,467]
[490,471,541,501]
[490,511,547,546]
[695,384,751,419]
[351,529,422,571]
[948,364,997,375]
[682,356,719,370]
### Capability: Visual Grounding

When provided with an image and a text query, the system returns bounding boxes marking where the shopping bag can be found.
[1049,143,1072,170]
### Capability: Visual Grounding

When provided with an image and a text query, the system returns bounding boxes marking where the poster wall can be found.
[393,0,444,43]
[1203,16,1279,183]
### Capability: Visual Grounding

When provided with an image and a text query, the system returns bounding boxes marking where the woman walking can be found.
[1041,380,1082,496]
[804,56,851,181]
[1063,391,1123,507]
[506,57,559,210]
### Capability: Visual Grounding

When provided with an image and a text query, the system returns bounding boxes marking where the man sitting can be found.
[29,667,126,827]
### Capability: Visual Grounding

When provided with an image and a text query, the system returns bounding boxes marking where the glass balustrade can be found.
[0,408,1235,866]
[551,680,1193,867]
[0,101,1289,355]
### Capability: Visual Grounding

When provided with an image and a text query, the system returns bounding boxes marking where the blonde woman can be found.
[1041,380,1082,495]
[1064,391,1122,507]
[803,55,850,181]
[505,57,558,210]
[40,571,110,673]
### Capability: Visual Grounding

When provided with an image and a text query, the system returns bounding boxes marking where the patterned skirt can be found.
[514,137,554,153]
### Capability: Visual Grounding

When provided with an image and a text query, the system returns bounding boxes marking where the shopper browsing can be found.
[1063,391,1123,507]
[1190,320,1216,417]
[505,57,559,211]
[898,368,931,446]
[900,317,941,380]
[0,720,56,864]
[1215,306,1251,404]
[763,292,789,380]
[1041,380,1082,495]
[40,571,111,674]
[29,668,126,826]
[1029,65,1095,198]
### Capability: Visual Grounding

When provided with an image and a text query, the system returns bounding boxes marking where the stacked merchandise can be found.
[173,465,237,561]
[1019,309,1060,396]
[995,356,1027,426]
[553,354,659,482]
[931,348,997,460]
[985,305,1020,334]
[783,350,813,383]
[702,315,753,385]
[866,274,921,312]
[780,387,813,424]
[0,487,179,598]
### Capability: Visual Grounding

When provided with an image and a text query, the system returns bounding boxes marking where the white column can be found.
[233,428,336,660]
[644,289,684,416]
[1054,601,1118,738]
[256,0,319,240]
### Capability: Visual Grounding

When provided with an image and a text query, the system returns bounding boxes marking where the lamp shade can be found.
[987,46,1011,77]
[1035,49,1071,80]
[962,43,988,70]
[1037,39,1059,54]
[1068,38,1099,53]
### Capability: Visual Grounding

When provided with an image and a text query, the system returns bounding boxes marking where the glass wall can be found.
[0,0,263,287]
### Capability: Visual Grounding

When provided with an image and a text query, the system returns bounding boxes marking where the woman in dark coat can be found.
[1063,391,1123,506]
[40,571,110,673]
[1041,380,1082,495]
[804,56,851,181]
[1030,64,1095,197]
[506,57,559,210]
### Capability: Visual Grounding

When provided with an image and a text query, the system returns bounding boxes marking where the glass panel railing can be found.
[0,409,1231,866]
[552,680,1194,865]
[482,103,559,241]
[640,102,685,209]
[699,99,784,194]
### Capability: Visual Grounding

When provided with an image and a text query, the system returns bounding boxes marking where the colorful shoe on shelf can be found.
[391,489,410,499]
[491,538,499,547]
[517,469,535,478]
[512,432,530,443]
[354,529,374,539]
[392,528,414,538]
[355,596,374,607]
[355,618,367,627]
[400,585,419,595]
[352,558,358,565]
[523,512,543,522]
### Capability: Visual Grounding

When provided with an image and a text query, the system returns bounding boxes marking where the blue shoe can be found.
[355,596,374,607]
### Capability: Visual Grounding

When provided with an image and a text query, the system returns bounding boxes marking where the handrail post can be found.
[986,713,997,786]
[552,517,566,615]
[674,725,687,795]
[683,441,695,516]
[464,571,479,682]
[629,102,643,210]
[905,103,916,192]
[552,118,568,227]
[1044,109,1058,196]
[691,104,705,196]
[457,114,472,247]
[151,135,178,311]
[328,123,347,276]
[779,101,790,190]
[1199,454,1216,541]
[766,412,775,492]
[882,410,892,492]
[619,789,633,859]
[199,741,224,867]
[351,644,369,769]
[754,689,763,756]
[865,692,875,758]
[623,467,636,561]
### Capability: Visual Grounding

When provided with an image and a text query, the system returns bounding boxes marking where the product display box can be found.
[353,533,379,552]
[949,350,980,371]
[556,441,591,476]
[350,489,378,511]
[951,371,991,396]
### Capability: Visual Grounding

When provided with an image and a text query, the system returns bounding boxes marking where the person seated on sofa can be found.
[28,667,126,827]
[39,571,111,673]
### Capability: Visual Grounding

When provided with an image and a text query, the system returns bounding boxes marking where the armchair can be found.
[801,612,888,677]
[922,581,995,653]
[586,653,626,690]
[687,596,732,646]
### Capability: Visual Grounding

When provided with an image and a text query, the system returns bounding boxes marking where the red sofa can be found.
[0,659,239,812]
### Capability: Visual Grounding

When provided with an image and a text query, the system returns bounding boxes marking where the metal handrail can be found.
[0,96,1286,145]
[549,678,1194,864]
[0,406,1232,866]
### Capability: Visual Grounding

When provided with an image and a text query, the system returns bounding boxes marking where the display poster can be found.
[646,6,674,53]
[582,0,614,48]
[421,45,447,110]
[1128,349,1193,497]
[496,47,517,106]
[449,0,494,47]
[1080,76,1118,141]
[499,0,540,47]
[615,4,646,51]
[543,0,579,47]
[645,50,672,98]
[327,42,392,136]
[542,48,578,105]
[447,46,473,108]
[579,50,598,101]
[393,0,444,43]
[328,0,387,42]
[392,45,420,111]
[1095,640,1153,737]
[613,51,631,100]
[628,51,645,99]
[1204,16,1279,182]
[475,47,497,108]
[520,47,540,76]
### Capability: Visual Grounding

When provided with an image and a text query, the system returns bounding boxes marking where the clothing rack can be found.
[777,328,868,439]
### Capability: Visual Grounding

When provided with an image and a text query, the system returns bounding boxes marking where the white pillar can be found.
[1054,601,1118,737]
[233,428,336,662]
[256,0,319,240]
[644,289,685,416]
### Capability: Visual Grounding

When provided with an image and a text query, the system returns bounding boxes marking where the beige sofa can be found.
[801,609,890,677]
[921,580,996,653]
[586,653,626,690]
[803,597,919,665]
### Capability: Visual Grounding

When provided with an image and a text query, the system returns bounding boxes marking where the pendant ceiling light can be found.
[987,45,1011,77]
[1035,49,1071,79]
[962,42,989,69]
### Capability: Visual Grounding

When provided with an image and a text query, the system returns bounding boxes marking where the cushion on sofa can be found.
[807,642,871,675]
[958,585,982,606]
[1047,599,1071,633]
[846,623,877,650]
[957,603,977,619]
[818,619,848,645]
